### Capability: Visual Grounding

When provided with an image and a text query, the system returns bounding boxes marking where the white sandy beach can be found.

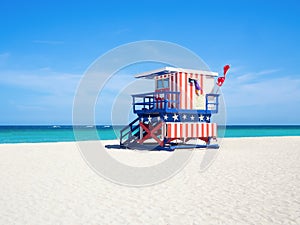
[0,137,299,225]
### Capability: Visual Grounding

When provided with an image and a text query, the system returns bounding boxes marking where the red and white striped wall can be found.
[166,122,217,139]
[155,72,212,110]
[177,72,204,110]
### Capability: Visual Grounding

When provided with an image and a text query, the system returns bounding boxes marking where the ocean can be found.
[0,125,299,144]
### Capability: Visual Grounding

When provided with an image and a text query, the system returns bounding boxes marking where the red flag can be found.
[217,65,230,87]
[217,76,225,87]
[223,64,230,76]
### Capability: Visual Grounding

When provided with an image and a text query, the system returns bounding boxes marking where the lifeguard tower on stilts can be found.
[119,67,220,150]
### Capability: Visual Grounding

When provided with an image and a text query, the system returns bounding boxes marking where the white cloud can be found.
[0,69,84,123]
[0,69,80,95]
[0,69,82,114]
[235,69,280,83]
[222,68,300,124]
[224,69,299,103]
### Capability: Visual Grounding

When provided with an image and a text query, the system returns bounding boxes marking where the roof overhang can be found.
[134,67,218,79]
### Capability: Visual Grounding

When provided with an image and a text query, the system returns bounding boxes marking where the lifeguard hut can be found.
[119,67,220,150]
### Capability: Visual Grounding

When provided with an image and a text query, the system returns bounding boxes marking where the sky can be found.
[0,0,299,125]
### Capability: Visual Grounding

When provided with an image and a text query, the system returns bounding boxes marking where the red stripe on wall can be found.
[176,73,179,109]
[207,123,210,137]
[189,73,193,109]
[184,73,186,109]
[200,74,203,95]
[180,124,183,138]
[170,74,174,108]
[171,73,174,107]
[167,124,171,138]
[179,72,183,109]
[183,73,188,109]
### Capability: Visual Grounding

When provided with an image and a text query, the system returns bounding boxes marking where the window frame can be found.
[156,78,169,90]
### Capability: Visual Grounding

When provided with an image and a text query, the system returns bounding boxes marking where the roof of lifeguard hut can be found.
[135,67,218,79]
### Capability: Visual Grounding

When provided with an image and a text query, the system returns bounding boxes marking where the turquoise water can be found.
[0,125,299,144]
[224,126,300,137]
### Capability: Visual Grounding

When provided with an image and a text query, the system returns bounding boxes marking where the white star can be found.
[190,115,195,120]
[206,116,210,121]
[199,115,204,121]
[163,114,168,120]
[172,113,179,121]
[141,117,144,122]
[148,115,152,122]
[182,114,187,120]
[157,116,161,121]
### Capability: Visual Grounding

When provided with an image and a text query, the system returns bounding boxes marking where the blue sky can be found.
[0,0,299,125]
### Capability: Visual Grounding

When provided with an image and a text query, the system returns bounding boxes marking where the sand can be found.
[0,137,299,225]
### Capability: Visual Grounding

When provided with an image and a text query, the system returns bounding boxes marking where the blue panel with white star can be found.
[140,113,211,123]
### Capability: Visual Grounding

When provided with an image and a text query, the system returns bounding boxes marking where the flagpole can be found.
[212,84,221,94]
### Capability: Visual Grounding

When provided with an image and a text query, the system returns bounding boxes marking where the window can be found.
[157,79,164,89]
[156,78,169,89]
[163,78,169,88]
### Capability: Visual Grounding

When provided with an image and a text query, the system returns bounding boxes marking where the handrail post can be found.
[216,94,219,113]
[132,96,135,113]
